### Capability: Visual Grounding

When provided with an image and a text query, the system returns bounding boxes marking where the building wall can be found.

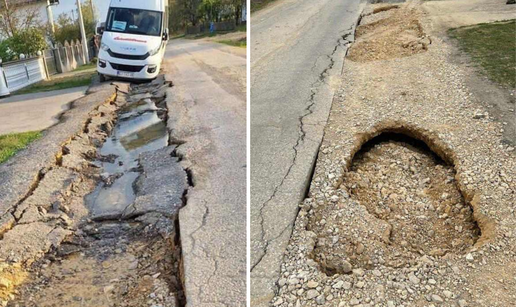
[0,2,49,41]
[20,2,49,24]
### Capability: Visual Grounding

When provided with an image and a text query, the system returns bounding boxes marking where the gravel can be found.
[271,2,516,307]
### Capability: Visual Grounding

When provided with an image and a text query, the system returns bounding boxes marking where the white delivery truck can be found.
[97,0,169,81]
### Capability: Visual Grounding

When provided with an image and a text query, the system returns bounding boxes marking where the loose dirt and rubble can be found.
[348,2,430,62]
[0,78,188,307]
[272,1,515,306]
[311,134,481,275]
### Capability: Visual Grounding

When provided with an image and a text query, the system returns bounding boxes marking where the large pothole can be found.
[309,132,481,274]
[7,79,186,307]
[348,2,430,62]
[86,96,169,221]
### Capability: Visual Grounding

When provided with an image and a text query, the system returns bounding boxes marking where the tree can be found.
[54,0,97,44]
[175,0,202,26]
[199,0,223,22]
[168,0,184,32]
[9,28,47,57]
[0,0,43,38]
[220,0,244,24]
[0,39,14,61]
[81,0,97,39]
[0,27,47,61]
[54,13,81,43]
[0,1,47,61]
[231,0,245,25]
[168,0,245,32]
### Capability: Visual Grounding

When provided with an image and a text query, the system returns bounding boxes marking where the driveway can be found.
[251,0,364,305]
[424,0,516,31]
[0,86,88,135]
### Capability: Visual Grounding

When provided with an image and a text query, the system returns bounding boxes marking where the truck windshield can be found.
[106,8,162,37]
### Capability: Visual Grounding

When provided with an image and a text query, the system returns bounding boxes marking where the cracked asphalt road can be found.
[250,0,364,305]
[163,39,246,306]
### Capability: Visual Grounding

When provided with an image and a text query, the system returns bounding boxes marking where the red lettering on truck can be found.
[114,37,147,43]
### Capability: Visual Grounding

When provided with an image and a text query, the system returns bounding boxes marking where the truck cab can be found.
[97,0,169,81]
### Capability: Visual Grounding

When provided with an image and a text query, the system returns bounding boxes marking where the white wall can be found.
[0,2,48,41]
[2,57,47,92]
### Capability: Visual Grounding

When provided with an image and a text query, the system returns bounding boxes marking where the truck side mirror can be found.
[97,26,104,35]
[163,28,169,41]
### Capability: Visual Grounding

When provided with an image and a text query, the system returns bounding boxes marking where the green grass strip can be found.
[448,20,516,88]
[218,39,247,48]
[0,131,42,164]
[14,74,93,95]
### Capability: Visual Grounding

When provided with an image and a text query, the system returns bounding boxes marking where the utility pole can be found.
[76,0,89,61]
[46,0,55,35]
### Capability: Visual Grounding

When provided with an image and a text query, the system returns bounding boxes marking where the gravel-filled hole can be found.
[309,133,481,274]
[348,3,430,62]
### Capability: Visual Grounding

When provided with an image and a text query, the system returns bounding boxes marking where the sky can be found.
[51,0,110,24]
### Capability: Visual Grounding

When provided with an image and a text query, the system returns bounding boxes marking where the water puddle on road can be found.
[86,99,168,221]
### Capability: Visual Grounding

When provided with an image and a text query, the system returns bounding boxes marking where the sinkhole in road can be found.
[310,132,482,274]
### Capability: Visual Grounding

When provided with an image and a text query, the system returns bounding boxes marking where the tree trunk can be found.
[2,0,16,37]
[235,5,241,25]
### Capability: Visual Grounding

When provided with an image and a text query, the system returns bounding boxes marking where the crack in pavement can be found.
[1,89,122,234]
[2,79,193,306]
[252,26,356,272]
[186,200,210,252]
[183,200,221,305]
[0,91,121,274]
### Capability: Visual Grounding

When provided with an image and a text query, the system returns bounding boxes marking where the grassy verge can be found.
[218,39,246,48]
[235,24,247,32]
[0,131,41,164]
[448,20,516,88]
[71,63,96,72]
[171,34,186,40]
[14,65,96,95]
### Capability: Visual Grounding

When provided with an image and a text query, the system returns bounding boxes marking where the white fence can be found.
[0,39,98,95]
[2,57,47,92]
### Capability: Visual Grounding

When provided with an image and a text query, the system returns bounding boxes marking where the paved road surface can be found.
[163,39,246,306]
[0,87,88,135]
[251,0,364,305]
